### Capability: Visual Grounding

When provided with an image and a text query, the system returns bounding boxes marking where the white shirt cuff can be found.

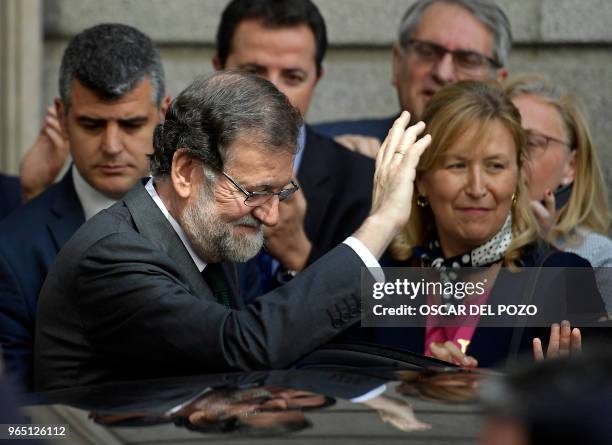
[343,236,385,282]
[350,384,387,403]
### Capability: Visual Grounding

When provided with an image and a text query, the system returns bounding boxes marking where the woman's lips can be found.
[457,207,492,215]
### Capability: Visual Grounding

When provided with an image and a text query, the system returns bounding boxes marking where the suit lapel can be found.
[298,126,335,243]
[466,268,534,366]
[124,183,213,301]
[48,170,86,250]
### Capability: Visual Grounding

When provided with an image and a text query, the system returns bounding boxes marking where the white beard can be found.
[179,185,264,263]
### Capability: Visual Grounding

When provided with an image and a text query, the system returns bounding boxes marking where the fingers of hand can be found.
[429,342,452,363]
[533,338,544,361]
[406,134,432,170]
[431,341,477,367]
[571,327,582,354]
[546,323,560,358]
[559,320,572,356]
[396,121,426,155]
[529,200,552,225]
[530,192,555,236]
[544,189,556,213]
[381,111,411,167]
[443,341,478,367]
[390,122,425,170]
[376,136,389,170]
[44,126,66,152]
[45,114,62,132]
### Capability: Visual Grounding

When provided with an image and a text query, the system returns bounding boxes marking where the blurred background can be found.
[1,0,611,197]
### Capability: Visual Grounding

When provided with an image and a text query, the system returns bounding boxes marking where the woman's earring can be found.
[416,194,429,208]
[511,192,517,207]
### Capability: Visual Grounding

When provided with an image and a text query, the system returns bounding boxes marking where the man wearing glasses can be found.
[316,0,511,157]
[35,71,432,390]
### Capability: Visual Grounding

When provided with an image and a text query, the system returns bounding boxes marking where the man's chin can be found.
[228,231,264,262]
[91,177,139,200]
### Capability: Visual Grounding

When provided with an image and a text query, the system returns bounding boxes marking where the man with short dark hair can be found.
[213,0,375,290]
[0,23,169,389]
[34,71,431,390]
[316,0,511,156]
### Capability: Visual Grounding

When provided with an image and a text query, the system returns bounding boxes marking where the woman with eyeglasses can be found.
[357,80,606,368]
[504,74,612,314]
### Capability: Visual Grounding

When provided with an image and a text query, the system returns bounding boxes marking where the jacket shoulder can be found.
[313,117,394,140]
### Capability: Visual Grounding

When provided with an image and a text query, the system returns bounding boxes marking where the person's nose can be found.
[101,122,124,156]
[252,197,280,227]
[263,72,282,92]
[465,166,487,199]
[432,52,457,85]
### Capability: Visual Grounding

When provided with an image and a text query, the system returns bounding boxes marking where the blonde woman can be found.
[504,74,612,314]
[362,81,605,368]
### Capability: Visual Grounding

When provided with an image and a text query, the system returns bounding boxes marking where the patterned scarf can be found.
[413,214,513,306]
[414,213,513,269]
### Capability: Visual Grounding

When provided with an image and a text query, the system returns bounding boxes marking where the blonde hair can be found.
[504,74,611,238]
[390,80,538,267]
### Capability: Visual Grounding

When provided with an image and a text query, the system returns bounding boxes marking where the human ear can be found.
[170,150,200,199]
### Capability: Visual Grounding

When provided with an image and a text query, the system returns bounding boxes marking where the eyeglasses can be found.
[222,171,299,207]
[404,38,500,75]
[525,129,571,158]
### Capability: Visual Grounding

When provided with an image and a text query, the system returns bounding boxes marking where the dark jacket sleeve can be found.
[71,233,364,372]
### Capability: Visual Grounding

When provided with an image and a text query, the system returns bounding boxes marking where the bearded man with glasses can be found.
[34,71,432,390]
[315,0,512,158]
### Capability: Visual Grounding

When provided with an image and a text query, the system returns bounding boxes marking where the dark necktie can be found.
[201,263,231,309]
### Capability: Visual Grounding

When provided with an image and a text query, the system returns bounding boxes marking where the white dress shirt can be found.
[71,165,117,220]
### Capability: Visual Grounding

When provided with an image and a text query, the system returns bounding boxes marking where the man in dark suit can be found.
[213,0,375,290]
[34,71,431,390]
[0,23,170,389]
[0,174,20,220]
[314,0,512,157]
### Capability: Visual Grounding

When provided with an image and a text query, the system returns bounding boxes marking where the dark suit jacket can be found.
[313,117,395,144]
[0,171,84,388]
[298,126,375,263]
[346,245,606,368]
[34,182,365,391]
[0,174,21,220]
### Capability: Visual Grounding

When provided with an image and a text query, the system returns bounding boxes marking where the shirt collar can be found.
[144,178,207,272]
[71,165,117,220]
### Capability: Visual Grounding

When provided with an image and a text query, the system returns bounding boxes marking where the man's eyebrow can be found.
[238,63,265,70]
[75,116,105,125]
[75,116,149,124]
[119,116,149,125]
[282,67,308,77]
[246,181,293,192]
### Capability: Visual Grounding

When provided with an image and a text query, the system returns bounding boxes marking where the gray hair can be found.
[397,0,512,68]
[504,73,562,100]
[150,71,302,177]
[59,23,165,110]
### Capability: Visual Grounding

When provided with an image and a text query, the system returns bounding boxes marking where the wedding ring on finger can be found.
[394,151,405,156]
